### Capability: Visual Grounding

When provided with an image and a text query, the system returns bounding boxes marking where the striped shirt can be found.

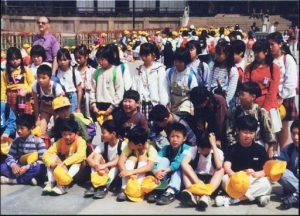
[208,65,239,105]
[5,134,46,167]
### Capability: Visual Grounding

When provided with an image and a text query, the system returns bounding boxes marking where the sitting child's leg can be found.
[209,168,224,191]
[0,162,17,184]
[38,112,51,134]
[68,164,81,178]
[136,155,148,184]
[121,156,137,190]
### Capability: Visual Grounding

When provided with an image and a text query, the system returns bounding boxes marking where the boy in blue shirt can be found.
[149,122,190,205]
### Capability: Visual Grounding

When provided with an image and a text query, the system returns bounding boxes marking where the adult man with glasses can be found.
[32,16,60,72]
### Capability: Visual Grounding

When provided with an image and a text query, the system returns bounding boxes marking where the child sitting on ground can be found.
[0,114,46,185]
[42,118,87,195]
[84,120,126,199]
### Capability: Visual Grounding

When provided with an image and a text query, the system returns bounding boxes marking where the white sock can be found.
[136,161,147,184]
[68,164,80,177]
[121,160,135,189]
[166,187,176,195]
[47,168,55,183]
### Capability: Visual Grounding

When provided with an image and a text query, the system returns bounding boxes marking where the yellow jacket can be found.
[1,67,34,101]
[43,136,87,167]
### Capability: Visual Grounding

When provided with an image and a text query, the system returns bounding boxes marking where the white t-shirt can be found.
[32,80,64,98]
[29,62,52,79]
[188,147,224,175]
[55,67,82,93]
[94,140,126,162]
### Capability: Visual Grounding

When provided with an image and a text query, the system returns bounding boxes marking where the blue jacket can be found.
[0,102,16,137]
[278,143,299,178]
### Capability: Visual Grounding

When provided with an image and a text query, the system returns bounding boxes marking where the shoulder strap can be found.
[4,103,10,121]
[103,143,108,162]
[72,66,77,89]
[168,67,174,83]
[112,66,117,86]
[283,54,287,66]
[36,83,41,99]
[198,61,204,78]
[137,111,141,128]
[117,139,123,155]
[52,81,57,98]
[192,151,200,169]
[94,68,103,83]
[188,68,195,88]
[210,152,216,169]
[121,63,125,76]
[287,144,295,159]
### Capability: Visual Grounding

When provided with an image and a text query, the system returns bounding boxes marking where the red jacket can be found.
[244,63,280,112]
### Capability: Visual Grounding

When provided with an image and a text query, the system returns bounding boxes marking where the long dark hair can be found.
[248,39,274,79]
[6,47,26,77]
[162,41,174,69]
[214,40,235,73]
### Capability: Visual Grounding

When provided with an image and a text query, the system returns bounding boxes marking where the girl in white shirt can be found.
[29,45,51,79]
[90,46,124,121]
[74,45,95,117]
[267,32,298,149]
[32,64,64,133]
[132,42,169,119]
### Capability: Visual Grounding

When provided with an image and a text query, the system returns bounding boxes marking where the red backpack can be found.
[181,37,188,48]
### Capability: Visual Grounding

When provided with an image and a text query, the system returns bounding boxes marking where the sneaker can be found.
[197,195,211,210]
[0,176,17,184]
[52,185,67,195]
[116,192,127,202]
[181,189,197,207]
[42,182,54,194]
[93,186,108,199]
[257,195,270,207]
[30,178,38,186]
[156,191,176,205]
[215,195,239,207]
[147,192,159,203]
[84,186,95,197]
[282,193,299,209]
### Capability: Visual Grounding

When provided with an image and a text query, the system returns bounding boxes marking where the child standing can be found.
[167,47,198,114]
[1,47,34,115]
[90,45,124,121]
[150,123,190,205]
[0,114,46,185]
[267,32,298,149]
[74,45,95,117]
[132,42,169,119]
[84,120,126,199]
[54,48,83,113]
[29,45,51,79]
[116,127,158,202]
[207,40,239,110]
[32,65,64,134]
[181,133,224,210]
[1,102,16,142]
[231,40,246,90]
[42,118,87,195]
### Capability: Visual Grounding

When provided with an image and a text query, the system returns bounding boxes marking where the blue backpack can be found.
[168,67,197,88]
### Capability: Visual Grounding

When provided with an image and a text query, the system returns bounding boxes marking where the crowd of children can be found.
[0,24,299,211]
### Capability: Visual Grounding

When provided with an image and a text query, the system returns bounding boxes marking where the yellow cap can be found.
[125,177,144,202]
[101,33,107,38]
[226,171,250,199]
[32,126,43,137]
[1,141,11,155]
[172,31,178,37]
[23,43,30,49]
[63,46,70,50]
[52,96,71,110]
[263,160,287,182]
[91,172,109,188]
[53,166,73,186]
[187,183,214,196]
[141,176,159,194]
[279,104,286,120]
[19,151,38,165]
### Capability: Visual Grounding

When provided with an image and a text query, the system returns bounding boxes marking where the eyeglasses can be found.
[37,21,48,25]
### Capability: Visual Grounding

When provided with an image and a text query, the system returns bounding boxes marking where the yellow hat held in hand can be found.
[91,172,109,188]
[187,183,214,196]
[141,176,159,194]
[53,166,73,186]
[52,96,71,110]
[226,171,250,199]
[263,160,287,182]
[32,126,43,137]
[97,111,113,125]
[1,141,11,155]
[125,176,144,202]
[19,151,38,165]
[279,104,286,120]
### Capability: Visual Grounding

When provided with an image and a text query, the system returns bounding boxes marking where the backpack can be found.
[102,139,123,162]
[94,66,117,86]
[168,67,195,89]
[53,66,77,93]
[196,61,205,86]
[181,37,188,48]
[176,111,197,134]
[190,152,216,170]
[36,82,57,103]
[72,112,97,138]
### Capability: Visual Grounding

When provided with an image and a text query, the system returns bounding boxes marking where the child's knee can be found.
[138,155,147,162]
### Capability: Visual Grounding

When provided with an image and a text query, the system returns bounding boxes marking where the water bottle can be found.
[17,88,26,114]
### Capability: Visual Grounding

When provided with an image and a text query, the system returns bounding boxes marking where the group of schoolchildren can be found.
[0,25,299,211]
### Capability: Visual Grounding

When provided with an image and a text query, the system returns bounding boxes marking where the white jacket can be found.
[132,61,169,106]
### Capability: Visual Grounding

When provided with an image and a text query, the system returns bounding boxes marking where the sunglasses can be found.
[37,21,48,25]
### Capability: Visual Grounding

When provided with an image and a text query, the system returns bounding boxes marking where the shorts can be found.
[282,97,298,121]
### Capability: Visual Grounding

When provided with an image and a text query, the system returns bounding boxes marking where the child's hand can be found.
[11,164,21,175]
[154,170,166,180]
[119,169,133,177]
[245,168,255,175]
[97,169,106,176]
[209,133,217,147]
[97,164,107,170]
[93,107,99,115]
[19,166,28,175]
[75,108,81,113]
[1,133,9,142]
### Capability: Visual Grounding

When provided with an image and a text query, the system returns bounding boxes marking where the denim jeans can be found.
[66,91,78,112]
[279,169,299,194]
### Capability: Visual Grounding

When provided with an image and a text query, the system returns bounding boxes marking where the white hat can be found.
[190,25,195,29]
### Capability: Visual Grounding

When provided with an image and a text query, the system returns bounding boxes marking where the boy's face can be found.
[97,57,110,69]
[101,128,115,143]
[155,118,169,129]
[62,131,77,145]
[32,55,43,66]
[233,52,243,64]
[75,53,87,66]
[123,98,138,114]
[237,129,256,147]
[17,125,31,139]
[268,40,281,56]
[291,127,299,148]
[37,74,51,88]
[189,46,197,61]
[168,130,186,150]
[141,53,155,66]
[238,91,255,107]
[199,147,211,157]
[128,141,145,151]
[55,106,71,119]
[174,59,186,72]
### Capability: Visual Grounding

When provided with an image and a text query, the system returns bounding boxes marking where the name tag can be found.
[263,77,269,85]
[253,157,259,161]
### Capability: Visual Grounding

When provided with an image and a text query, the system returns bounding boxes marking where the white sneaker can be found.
[257,195,270,207]
[42,182,54,194]
[30,178,38,186]
[52,185,67,195]
[197,195,211,209]
[1,176,17,184]
[215,195,239,207]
